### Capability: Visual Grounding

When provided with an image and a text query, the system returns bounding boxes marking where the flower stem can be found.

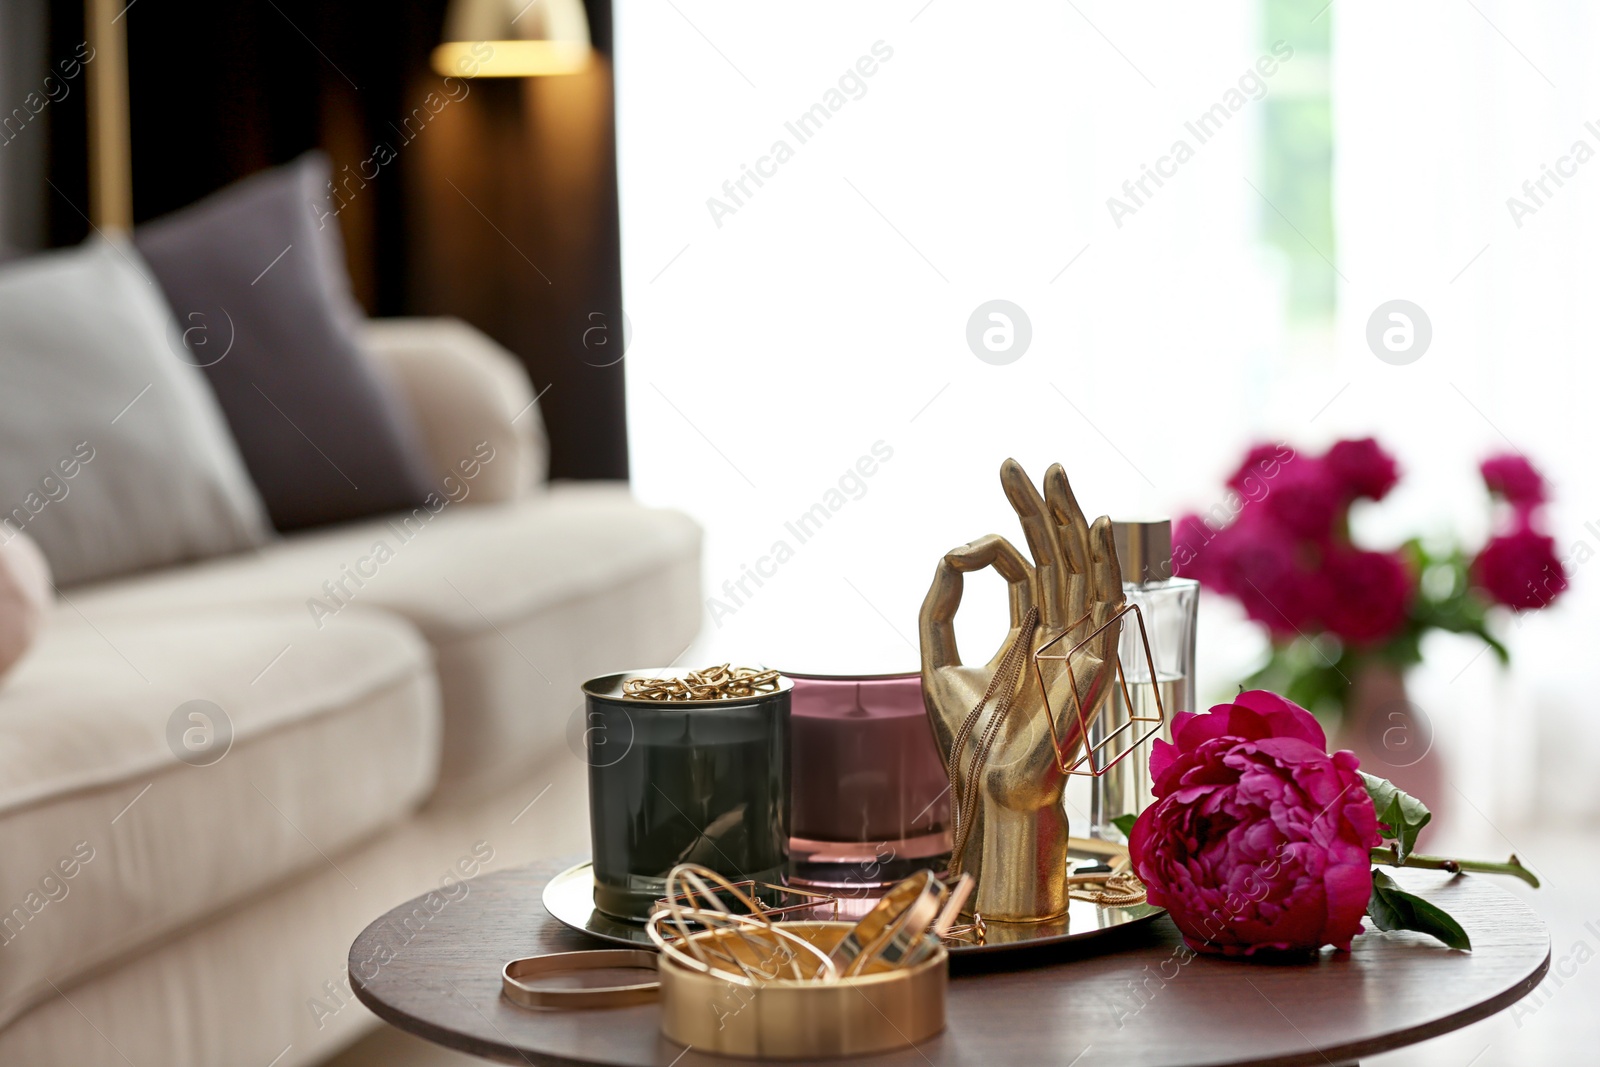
[1370,845,1540,888]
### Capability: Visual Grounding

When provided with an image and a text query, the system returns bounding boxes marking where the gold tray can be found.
[542,860,1164,958]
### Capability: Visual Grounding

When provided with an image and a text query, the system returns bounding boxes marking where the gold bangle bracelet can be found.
[501,949,659,1010]
[829,871,946,977]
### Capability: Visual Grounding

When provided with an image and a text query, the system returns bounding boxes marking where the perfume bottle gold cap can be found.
[1111,518,1173,584]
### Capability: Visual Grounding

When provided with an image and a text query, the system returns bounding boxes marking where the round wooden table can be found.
[349,858,1548,1066]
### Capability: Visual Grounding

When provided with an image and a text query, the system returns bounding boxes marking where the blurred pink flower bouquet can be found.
[1173,440,1567,720]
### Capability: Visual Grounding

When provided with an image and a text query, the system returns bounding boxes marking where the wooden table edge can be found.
[350,973,562,1067]
[1220,937,1551,1067]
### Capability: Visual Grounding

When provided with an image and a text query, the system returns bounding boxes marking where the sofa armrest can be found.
[362,317,547,503]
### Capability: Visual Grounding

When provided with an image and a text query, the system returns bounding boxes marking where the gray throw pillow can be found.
[136,152,435,531]
[0,238,272,586]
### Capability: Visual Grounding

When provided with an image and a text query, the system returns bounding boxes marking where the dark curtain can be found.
[43,0,627,481]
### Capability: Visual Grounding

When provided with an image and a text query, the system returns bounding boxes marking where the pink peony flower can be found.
[1206,512,1326,637]
[1258,458,1341,540]
[1226,443,1295,495]
[1480,454,1547,510]
[1129,691,1381,956]
[1326,438,1400,502]
[1320,549,1412,644]
[1172,514,1218,583]
[1472,527,1568,610]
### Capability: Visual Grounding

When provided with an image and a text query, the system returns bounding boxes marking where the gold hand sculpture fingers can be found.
[919,459,1126,921]
[1055,515,1126,759]
[1042,463,1124,755]
[919,533,1034,675]
[1044,463,1092,570]
[1000,458,1068,628]
[1045,462,1092,628]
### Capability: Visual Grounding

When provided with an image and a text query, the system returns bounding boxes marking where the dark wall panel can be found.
[42,0,627,480]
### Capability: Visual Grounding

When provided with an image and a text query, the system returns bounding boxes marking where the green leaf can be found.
[1367,869,1471,951]
[1111,814,1138,840]
[1360,771,1432,862]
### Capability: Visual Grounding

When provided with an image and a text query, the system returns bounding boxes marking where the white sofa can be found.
[0,320,701,1065]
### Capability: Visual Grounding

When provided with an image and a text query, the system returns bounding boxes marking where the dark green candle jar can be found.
[582,669,792,921]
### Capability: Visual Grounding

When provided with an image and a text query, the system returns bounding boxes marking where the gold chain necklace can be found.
[945,606,1039,880]
[622,664,781,701]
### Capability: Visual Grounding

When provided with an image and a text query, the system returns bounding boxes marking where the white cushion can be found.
[0,608,439,1031]
[0,238,271,585]
[0,531,50,683]
[70,483,702,795]
[362,317,547,502]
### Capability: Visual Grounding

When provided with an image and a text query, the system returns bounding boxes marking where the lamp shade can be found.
[432,0,593,77]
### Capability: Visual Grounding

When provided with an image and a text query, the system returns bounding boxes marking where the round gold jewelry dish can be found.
[634,865,947,1058]
[615,867,949,1058]
[657,920,947,1059]
[500,949,658,1010]
[646,865,966,982]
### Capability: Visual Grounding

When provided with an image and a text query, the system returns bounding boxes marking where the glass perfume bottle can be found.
[1089,518,1198,842]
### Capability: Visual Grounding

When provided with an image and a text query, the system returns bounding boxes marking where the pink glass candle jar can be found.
[783,671,951,889]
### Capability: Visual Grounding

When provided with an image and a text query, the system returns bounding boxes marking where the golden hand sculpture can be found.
[919,459,1125,921]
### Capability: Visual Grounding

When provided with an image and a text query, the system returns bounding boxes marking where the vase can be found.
[1336,664,1446,844]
